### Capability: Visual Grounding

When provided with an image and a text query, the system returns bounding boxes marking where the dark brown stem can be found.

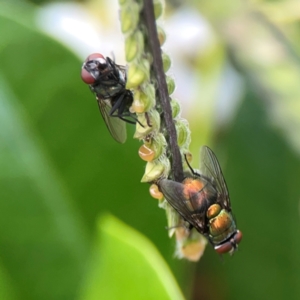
[141,0,184,182]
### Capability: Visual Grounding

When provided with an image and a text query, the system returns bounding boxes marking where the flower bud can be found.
[141,161,165,183]
[134,110,160,140]
[162,52,171,72]
[125,31,144,62]
[153,0,164,19]
[120,3,140,33]
[176,120,191,147]
[126,60,149,89]
[166,76,175,95]
[157,26,166,46]
[170,98,180,119]
[131,85,155,113]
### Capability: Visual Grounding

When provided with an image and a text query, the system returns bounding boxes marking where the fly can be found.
[158,146,242,254]
[81,53,137,143]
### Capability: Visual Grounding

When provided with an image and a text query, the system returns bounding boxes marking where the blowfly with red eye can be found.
[158,146,242,255]
[81,53,137,143]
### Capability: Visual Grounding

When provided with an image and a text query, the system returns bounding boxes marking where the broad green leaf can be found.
[0,4,91,299]
[0,74,89,299]
[0,260,18,300]
[79,214,185,300]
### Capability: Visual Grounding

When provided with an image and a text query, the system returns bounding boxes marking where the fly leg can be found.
[145,112,152,127]
[115,93,150,128]
[109,93,138,125]
[184,154,201,177]
[107,57,120,78]
[109,92,144,127]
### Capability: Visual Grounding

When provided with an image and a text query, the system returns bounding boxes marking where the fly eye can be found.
[234,230,243,244]
[86,53,104,62]
[81,67,95,84]
[81,53,109,84]
[214,242,233,254]
[86,53,107,68]
[214,230,243,254]
[84,53,107,70]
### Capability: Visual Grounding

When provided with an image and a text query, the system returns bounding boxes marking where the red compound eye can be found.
[214,230,243,254]
[81,53,107,84]
[215,242,233,254]
[234,230,243,244]
[85,53,104,62]
[81,67,95,84]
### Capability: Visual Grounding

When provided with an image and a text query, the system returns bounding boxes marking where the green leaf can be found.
[0,71,89,300]
[79,214,185,300]
[0,260,18,300]
[0,4,90,299]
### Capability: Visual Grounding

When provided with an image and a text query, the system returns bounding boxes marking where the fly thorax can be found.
[206,204,221,219]
[107,84,123,96]
[93,83,123,99]
[207,207,236,244]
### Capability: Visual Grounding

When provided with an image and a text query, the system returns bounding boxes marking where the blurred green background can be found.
[0,0,300,299]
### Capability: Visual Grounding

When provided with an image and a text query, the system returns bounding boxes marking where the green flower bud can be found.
[125,31,144,62]
[134,110,160,140]
[126,61,149,89]
[162,52,171,72]
[157,26,166,46]
[170,98,181,119]
[131,84,155,113]
[141,161,165,183]
[153,0,164,19]
[141,155,170,182]
[166,75,175,95]
[120,3,140,33]
[176,119,191,147]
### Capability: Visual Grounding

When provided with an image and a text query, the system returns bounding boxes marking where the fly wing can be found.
[97,99,127,143]
[200,146,231,210]
[116,64,127,76]
[113,61,127,74]
[107,57,127,83]
[159,179,206,233]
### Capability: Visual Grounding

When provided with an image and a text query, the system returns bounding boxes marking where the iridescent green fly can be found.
[159,146,242,254]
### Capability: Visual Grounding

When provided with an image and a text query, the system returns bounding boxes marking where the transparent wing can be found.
[199,146,230,210]
[107,57,127,82]
[97,99,127,144]
[115,64,127,75]
[159,179,206,233]
[115,64,127,84]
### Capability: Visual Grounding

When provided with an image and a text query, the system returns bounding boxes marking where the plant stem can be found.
[141,0,184,182]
